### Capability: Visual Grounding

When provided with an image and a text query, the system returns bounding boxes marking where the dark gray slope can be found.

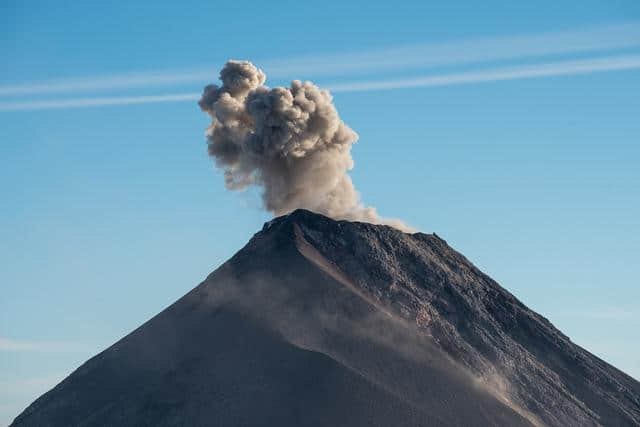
[277,210,640,426]
[12,209,640,426]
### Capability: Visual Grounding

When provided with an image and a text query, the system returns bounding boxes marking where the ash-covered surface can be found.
[12,210,640,426]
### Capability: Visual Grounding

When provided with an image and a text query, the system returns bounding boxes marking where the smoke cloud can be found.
[199,60,410,231]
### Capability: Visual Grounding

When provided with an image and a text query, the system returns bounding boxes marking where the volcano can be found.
[11,210,640,426]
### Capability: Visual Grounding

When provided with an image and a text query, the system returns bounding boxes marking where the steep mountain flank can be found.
[12,210,640,426]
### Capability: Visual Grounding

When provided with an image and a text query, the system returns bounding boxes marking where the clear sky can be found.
[1,1,639,424]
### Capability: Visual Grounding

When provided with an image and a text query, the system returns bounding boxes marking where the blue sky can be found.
[1,0,640,424]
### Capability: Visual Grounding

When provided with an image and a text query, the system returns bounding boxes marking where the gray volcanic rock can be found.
[11,209,640,426]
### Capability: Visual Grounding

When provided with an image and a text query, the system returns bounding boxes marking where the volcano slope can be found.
[12,209,640,426]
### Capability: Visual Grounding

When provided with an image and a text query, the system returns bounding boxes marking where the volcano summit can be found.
[11,210,640,426]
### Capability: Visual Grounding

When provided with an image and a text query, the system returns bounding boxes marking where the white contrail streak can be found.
[265,22,640,77]
[0,72,211,97]
[1,55,638,112]
[1,22,639,97]
[0,93,200,111]
[327,54,640,93]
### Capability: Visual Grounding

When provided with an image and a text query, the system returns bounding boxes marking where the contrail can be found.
[265,22,640,77]
[1,55,639,112]
[0,71,211,98]
[327,54,640,93]
[0,93,199,111]
[1,22,639,97]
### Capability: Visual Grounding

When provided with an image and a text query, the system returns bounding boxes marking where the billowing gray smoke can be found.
[199,60,410,231]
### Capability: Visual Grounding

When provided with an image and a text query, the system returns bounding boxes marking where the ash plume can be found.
[199,60,410,231]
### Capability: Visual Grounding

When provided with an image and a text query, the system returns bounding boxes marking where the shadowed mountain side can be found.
[11,213,533,427]
[12,308,440,427]
[12,209,640,426]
